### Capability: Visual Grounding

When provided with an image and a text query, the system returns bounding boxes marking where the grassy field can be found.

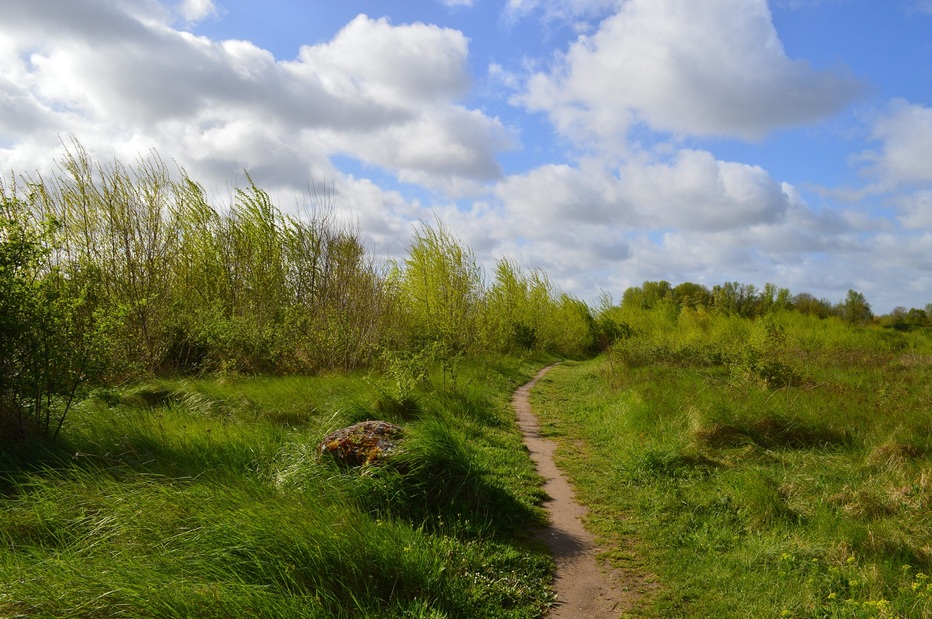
[531,313,932,618]
[0,356,555,618]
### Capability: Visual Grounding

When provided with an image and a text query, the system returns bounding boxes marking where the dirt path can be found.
[513,365,644,618]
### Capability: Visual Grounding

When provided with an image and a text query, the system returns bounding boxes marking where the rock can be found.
[317,420,404,467]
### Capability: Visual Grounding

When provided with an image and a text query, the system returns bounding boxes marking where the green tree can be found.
[793,292,833,319]
[712,282,757,317]
[840,289,873,325]
[758,283,792,315]
[672,282,712,310]
[484,259,536,351]
[906,307,928,327]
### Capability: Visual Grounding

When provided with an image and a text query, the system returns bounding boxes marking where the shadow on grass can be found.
[694,412,852,451]
[332,415,543,539]
[0,437,77,497]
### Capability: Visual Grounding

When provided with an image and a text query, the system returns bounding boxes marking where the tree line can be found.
[617,279,931,328]
[3,144,928,441]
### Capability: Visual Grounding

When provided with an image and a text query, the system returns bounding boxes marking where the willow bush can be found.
[395,220,484,356]
[2,143,599,440]
[5,144,401,381]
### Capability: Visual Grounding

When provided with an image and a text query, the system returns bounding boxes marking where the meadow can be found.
[531,305,932,618]
[1,357,558,618]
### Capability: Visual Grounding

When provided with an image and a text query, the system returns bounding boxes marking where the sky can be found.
[2,0,931,313]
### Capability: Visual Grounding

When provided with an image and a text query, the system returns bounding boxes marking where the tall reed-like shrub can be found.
[483,259,596,356]
[6,142,597,397]
[9,143,398,378]
[396,220,484,355]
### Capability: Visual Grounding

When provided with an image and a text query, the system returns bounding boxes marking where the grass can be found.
[530,315,932,618]
[0,355,555,618]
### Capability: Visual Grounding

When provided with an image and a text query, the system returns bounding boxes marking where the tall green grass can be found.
[0,357,554,618]
[531,310,932,617]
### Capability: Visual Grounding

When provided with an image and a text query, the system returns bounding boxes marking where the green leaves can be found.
[399,220,483,355]
[0,205,106,440]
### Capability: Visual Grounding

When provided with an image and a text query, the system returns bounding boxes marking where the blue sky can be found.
[2,0,931,312]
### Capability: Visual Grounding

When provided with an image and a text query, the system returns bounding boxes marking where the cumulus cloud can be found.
[620,151,794,229]
[483,0,906,310]
[293,15,472,109]
[488,196,899,313]
[480,139,909,309]
[494,161,623,225]
[495,150,795,232]
[0,2,508,197]
[861,100,932,187]
[519,0,863,144]
[177,0,218,23]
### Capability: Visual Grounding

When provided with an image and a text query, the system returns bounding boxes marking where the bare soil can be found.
[513,365,652,618]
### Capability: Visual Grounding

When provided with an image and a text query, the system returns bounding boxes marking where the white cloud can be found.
[495,150,794,232]
[177,0,218,23]
[329,106,512,193]
[861,100,932,187]
[519,0,863,145]
[0,4,508,198]
[620,151,793,230]
[293,15,472,109]
[494,161,622,225]
[895,191,932,230]
[480,140,911,309]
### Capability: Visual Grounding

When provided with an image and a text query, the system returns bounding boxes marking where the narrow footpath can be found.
[512,365,640,618]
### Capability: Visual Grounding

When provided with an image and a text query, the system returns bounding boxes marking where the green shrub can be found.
[0,203,107,441]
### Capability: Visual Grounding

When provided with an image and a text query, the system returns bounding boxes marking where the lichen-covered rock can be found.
[316,420,403,467]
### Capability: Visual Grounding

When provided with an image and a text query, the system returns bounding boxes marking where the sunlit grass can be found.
[531,317,932,618]
[0,357,554,618]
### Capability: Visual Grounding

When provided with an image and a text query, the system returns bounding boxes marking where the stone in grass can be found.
[317,420,404,468]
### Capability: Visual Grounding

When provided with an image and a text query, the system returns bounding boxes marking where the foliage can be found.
[481,259,596,357]
[616,279,887,324]
[880,305,931,331]
[0,200,107,440]
[841,289,874,325]
[5,142,592,381]
[1,141,602,440]
[397,220,483,356]
[19,145,398,378]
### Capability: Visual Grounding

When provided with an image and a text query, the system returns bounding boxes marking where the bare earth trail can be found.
[513,365,645,618]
